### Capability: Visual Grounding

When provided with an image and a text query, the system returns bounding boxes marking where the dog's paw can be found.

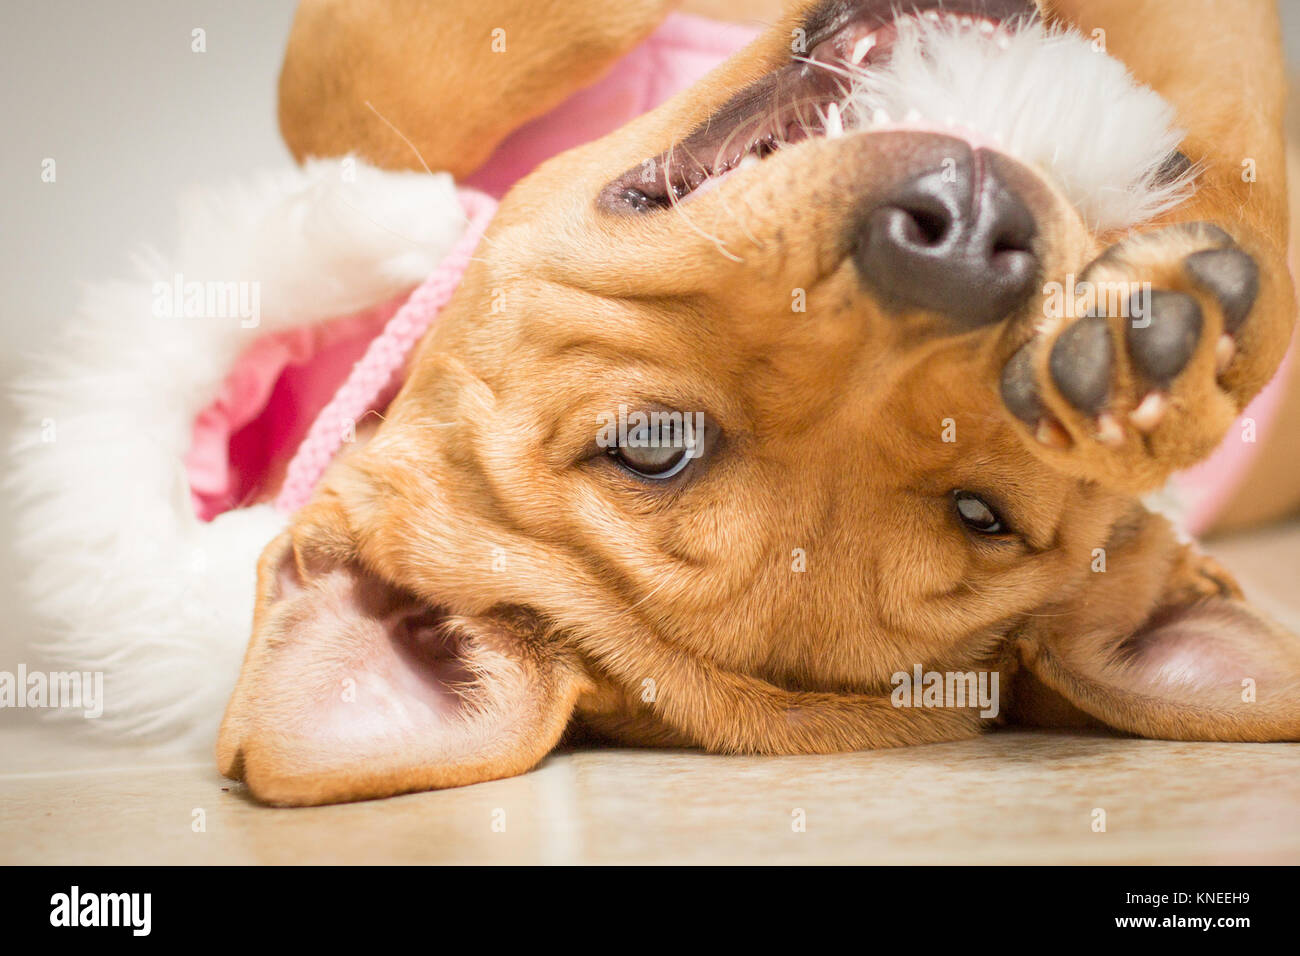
[999,223,1261,489]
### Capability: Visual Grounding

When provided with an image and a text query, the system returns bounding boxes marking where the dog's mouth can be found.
[599,0,1038,213]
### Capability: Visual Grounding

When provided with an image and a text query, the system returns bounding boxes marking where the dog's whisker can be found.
[364,99,436,178]
[678,137,761,248]
[368,409,461,431]
[334,195,435,249]
[708,113,765,180]
[714,180,763,248]
[360,99,504,253]
[790,53,859,79]
[662,141,744,263]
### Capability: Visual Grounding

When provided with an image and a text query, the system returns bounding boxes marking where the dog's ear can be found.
[217,499,587,805]
[1017,521,1300,741]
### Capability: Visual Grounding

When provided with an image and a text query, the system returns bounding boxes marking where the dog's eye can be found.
[608,413,703,480]
[953,491,1006,535]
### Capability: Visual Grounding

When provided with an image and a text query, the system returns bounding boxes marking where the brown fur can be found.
[220,0,1300,805]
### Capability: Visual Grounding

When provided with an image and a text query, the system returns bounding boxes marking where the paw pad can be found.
[999,222,1264,462]
[999,341,1043,425]
[1127,290,1202,386]
[1048,315,1112,414]
[1183,248,1259,333]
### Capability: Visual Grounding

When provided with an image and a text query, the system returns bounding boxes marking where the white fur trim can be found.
[8,159,467,748]
[843,20,1194,231]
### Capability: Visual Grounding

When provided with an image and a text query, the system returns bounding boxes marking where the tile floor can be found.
[3,521,1299,865]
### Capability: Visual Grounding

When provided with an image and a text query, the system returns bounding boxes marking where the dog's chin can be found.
[600,0,1190,235]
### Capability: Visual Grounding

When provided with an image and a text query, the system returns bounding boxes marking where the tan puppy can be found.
[221,0,1300,805]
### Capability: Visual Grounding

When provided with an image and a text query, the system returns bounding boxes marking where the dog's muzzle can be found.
[852,141,1039,327]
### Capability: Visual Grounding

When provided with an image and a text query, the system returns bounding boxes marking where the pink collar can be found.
[273,189,497,512]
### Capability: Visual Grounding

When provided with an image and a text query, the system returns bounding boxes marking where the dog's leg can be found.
[1046,0,1291,251]
[997,0,1295,493]
[1203,101,1300,531]
[279,0,681,178]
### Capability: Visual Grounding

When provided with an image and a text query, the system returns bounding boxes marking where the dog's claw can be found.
[1129,392,1168,431]
[1095,412,1125,447]
[1035,417,1071,449]
[1215,334,1236,373]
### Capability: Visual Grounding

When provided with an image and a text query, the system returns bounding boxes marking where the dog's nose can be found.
[853,151,1039,327]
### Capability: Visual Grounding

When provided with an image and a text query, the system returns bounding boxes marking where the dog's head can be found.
[220,0,1300,804]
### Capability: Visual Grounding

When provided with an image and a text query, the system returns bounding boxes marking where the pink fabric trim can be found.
[186,297,405,520]
[271,189,497,513]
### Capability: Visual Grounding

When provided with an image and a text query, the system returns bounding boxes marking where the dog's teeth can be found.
[1095,413,1125,447]
[851,33,877,64]
[1215,334,1236,373]
[1035,418,1072,449]
[825,102,844,138]
[996,33,1011,50]
[904,108,923,124]
[980,20,996,34]
[1129,392,1168,431]
[872,108,891,127]
[959,15,973,28]
[923,10,941,22]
